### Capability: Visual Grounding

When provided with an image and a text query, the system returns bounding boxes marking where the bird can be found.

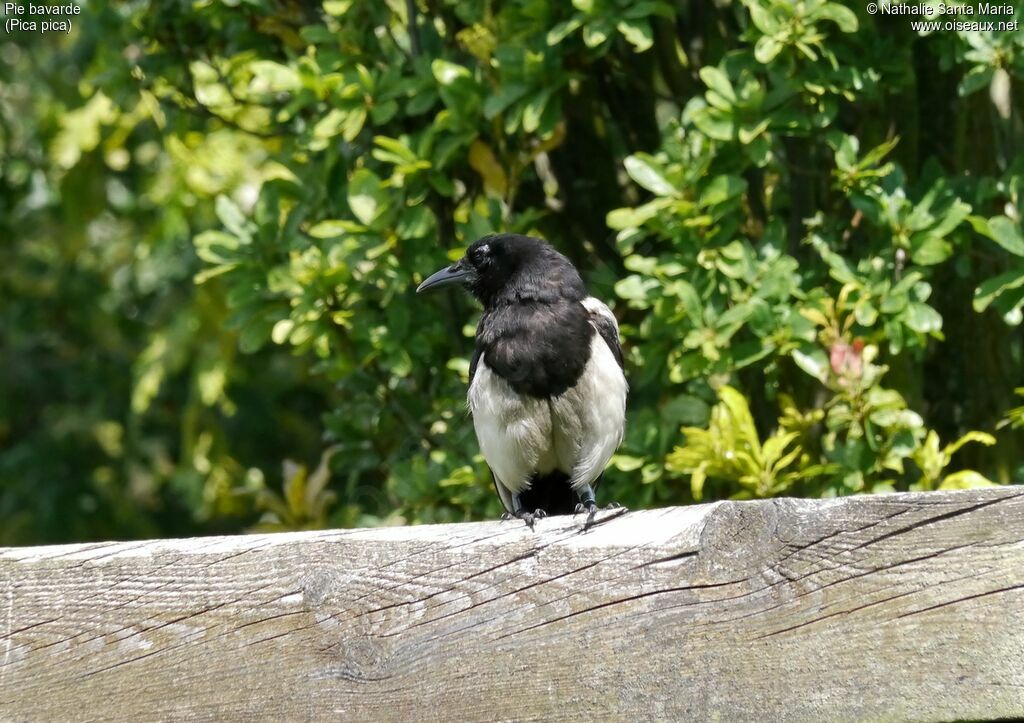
[417,233,627,531]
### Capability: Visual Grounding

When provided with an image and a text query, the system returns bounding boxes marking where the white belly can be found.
[467,335,627,495]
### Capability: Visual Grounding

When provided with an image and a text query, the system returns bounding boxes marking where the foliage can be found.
[665,386,832,500]
[2,0,1023,544]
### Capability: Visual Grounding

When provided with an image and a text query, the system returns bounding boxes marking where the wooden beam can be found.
[2,488,1024,720]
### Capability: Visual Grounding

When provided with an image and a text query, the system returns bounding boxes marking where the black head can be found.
[416,234,587,308]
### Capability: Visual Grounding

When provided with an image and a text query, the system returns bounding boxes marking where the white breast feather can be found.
[550,334,627,491]
[468,363,553,495]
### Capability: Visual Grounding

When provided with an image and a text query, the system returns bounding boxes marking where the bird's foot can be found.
[573,502,626,532]
[501,508,547,531]
[573,502,598,532]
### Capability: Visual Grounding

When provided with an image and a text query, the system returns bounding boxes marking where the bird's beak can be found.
[416,260,473,294]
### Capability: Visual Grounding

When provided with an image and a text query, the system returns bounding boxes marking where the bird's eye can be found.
[471,243,490,264]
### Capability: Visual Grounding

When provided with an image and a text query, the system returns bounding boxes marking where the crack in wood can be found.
[337,526,528,612]
[0,587,12,685]
[755,565,1004,640]
[895,582,1024,620]
[352,524,613,634]
[773,506,914,567]
[390,529,681,640]
[494,580,748,640]
[635,550,699,569]
[353,549,540,621]
[719,541,981,628]
[0,615,60,643]
[844,493,1024,555]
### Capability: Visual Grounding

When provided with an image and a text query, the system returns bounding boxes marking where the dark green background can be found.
[2,0,1022,545]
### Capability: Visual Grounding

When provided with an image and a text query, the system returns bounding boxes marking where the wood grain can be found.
[2,488,1024,721]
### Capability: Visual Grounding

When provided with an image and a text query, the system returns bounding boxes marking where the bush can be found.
[2,0,1022,543]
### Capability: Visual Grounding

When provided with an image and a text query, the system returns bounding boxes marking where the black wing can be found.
[468,345,483,385]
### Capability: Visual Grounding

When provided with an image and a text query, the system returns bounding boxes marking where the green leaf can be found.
[248,60,300,93]
[615,274,660,308]
[611,454,645,472]
[663,395,711,426]
[903,303,942,334]
[958,66,994,97]
[397,204,435,239]
[342,107,368,141]
[431,59,470,86]
[926,199,970,239]
[583,21,611,48]
[271,319,295,345]
[372,136,418,163]
[468,140,508,197]
[313,108,346,140]
[691,106,735,141]
[974,269,1024,312]
[699,66,735,102]
[938,470,996,490]
[762,431,799,466]
[522,87,556,134]
[792,348,829,383]
[815,4,858,32]
[483,84,529,119]
[547,17,583,45]
[667,279,703,324]
[308,219,365,238]
[717,386,761,456]
[748,3,781,34]
[754,36,783,64]
[737,120,769,145]
[910,235,952,266]
[193,230,242,265]
[215,195,249,240]
[942,431,996,457]
[690,462,708,501]
[323,0,352,15]
[617,19,654,52]
[986,216,1024,257]
[347,169,384,226]
[623,154,676,196]
[700,175,746,207]
[239,317,271,354]
[283,461,307,516]
[606,198,672,230]
[623,1,674,20]
[431,60,480,114]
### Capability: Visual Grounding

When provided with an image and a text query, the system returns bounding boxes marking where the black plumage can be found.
[418,233,627,530]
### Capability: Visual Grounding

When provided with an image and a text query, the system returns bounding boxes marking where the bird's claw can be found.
[572,502,598,532]
[574,501,625,532]
[501,509,546,531]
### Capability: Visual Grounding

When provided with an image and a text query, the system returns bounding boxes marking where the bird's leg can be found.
[500,495,546,530]
[573,484,625,532]
[573,485,599,531]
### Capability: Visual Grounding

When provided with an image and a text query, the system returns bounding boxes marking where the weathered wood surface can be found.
[2,488,1024,721]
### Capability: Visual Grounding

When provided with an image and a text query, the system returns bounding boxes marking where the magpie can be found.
[417,233,627,531]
